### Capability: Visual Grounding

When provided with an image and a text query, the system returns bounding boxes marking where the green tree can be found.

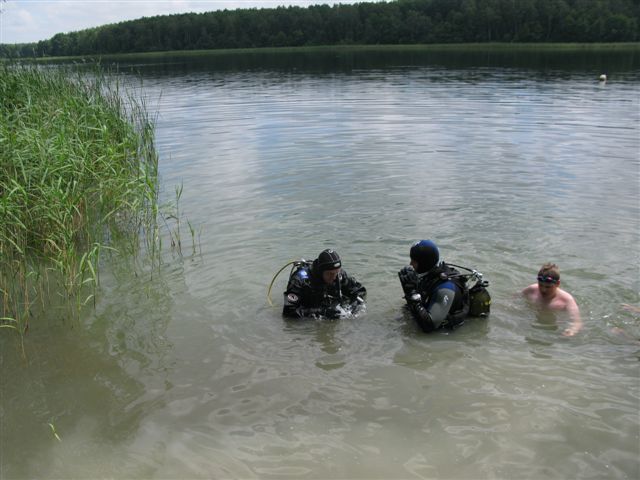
[1,0,639,57]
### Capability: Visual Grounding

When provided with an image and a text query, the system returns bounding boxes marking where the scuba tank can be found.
[444,264,491,318]
[267,259,311,307]
[468,280,491,317]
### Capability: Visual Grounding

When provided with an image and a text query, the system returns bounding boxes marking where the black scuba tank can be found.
[468,282,491,317]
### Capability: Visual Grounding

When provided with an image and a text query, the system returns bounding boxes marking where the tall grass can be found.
[0,64,160,338]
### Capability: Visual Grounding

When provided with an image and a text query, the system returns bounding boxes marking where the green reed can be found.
[0,64,160,338]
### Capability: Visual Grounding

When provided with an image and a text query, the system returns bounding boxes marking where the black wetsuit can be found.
[283,264,366,318]
[399,263,469,332]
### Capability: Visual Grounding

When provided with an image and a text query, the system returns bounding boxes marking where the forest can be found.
[1,0,638,58]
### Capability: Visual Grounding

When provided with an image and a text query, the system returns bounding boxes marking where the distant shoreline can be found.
[10,42,640,63]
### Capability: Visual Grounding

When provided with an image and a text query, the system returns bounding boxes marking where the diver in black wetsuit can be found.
[399,240,488,332]
[283,249,366,319]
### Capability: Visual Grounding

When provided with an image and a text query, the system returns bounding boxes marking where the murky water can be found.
[2,48,639,479]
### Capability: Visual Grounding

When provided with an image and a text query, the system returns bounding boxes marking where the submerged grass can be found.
[0,64,161,339]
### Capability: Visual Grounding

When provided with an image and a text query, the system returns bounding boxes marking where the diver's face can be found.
[322,268,340,285]
[410,259,418,270]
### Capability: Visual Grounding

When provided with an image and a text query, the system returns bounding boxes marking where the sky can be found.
[0,0,338,44]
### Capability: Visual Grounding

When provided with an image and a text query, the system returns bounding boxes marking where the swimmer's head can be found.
[538,263,560,298]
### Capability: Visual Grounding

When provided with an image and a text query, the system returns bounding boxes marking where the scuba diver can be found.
[282,249,366,319]
[398,240,491,333]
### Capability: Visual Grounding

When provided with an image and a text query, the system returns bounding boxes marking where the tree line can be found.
[1,0,638,58]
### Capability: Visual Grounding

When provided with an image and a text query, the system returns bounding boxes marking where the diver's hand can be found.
[398,266,418,297]
[349,296,365,313]
[325,304,344,319]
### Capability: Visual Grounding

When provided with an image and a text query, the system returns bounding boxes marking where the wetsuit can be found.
[283,264,366,318]
[399,263,468,332]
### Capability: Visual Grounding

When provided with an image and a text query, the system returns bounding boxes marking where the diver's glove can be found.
[349,296,365,314]
[324,304,344,319]
[398,266,419,298]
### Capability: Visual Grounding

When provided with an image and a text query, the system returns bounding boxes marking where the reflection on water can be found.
[112,45,640,76]
[2,48,639,479]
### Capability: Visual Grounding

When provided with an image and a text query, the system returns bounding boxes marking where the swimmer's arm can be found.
[562,297,582,337]
[622,304,640,314]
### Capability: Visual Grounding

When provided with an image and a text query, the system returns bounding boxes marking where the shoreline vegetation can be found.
[11,42,640,63]
[0,65,161,343]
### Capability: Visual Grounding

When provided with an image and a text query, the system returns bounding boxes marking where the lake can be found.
[2,46,639,479]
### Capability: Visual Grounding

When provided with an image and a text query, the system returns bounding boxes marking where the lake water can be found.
[2,47,639,479]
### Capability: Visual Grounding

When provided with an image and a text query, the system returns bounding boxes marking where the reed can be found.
[0,64,160,338]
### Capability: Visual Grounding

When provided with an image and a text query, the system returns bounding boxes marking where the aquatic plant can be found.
[0,64,160,339]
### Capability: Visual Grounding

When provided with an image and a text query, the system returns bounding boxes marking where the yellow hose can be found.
[267,260,299,307]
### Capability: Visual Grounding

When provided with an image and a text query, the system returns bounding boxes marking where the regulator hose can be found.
[267,260,300,307]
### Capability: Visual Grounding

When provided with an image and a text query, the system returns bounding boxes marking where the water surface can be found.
[2,47,639,479]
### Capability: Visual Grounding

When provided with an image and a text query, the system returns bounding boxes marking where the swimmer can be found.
[522,263,582,336]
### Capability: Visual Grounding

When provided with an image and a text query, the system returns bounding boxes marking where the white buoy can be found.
[599,74,607,82]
